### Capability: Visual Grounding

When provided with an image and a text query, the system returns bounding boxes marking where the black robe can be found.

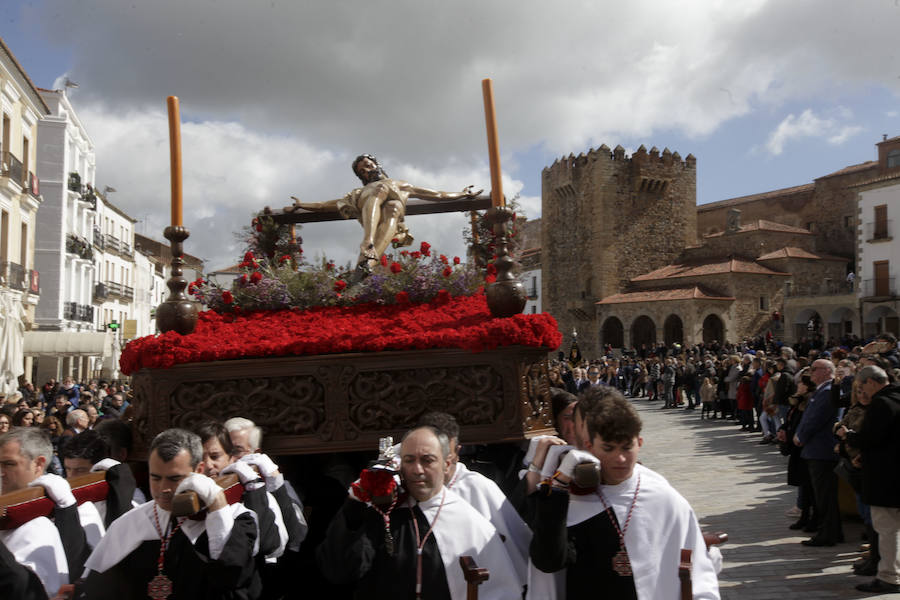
[530,486,638,600]
[102,462,138,528]
[0,540,49,600]
[316,498,451,600]
[53,503,89,583]
[77,512,260,600]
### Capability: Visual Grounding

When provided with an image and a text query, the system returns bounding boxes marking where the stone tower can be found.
[541,144,697,357]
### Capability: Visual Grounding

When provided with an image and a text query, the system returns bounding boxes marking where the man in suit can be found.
[838,365,900,594]
[794,359,843,547]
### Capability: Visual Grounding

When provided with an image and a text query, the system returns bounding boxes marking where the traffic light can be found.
[108,321,119,330]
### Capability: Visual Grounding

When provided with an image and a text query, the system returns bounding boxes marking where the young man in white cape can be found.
[75,428,262,599]
[530,391,720,599]
[317,425,522,599]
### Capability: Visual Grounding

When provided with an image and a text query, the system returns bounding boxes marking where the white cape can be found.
[84,500,258,575]
[567,464,720,600]
[0,516,69,595]
[78,501,106,549]
[413,488,522,600]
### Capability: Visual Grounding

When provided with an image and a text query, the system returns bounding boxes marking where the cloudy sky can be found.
[4,0,899,270]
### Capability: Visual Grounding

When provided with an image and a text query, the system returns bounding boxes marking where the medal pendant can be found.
[148,574,173,599]
[612,549,632,576]
[384,528,394,556]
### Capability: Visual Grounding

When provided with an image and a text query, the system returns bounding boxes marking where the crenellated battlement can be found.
[542,142,696,177]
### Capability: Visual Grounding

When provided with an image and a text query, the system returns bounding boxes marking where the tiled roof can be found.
[697,183,814,211]
[597,286,735,305]
[631,258,789,282]
[817,161,878,180]
[209,263,244,274]
[756,247,847,262]
[703,219,812,238]
[850,170,900,189]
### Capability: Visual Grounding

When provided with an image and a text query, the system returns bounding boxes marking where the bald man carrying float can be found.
[317,425,521,599]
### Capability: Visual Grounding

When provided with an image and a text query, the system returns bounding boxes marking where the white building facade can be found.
[1,38,48,391]
[856,135,900,337]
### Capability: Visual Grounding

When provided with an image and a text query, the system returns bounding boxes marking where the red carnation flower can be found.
[390,262,403,274]
[453,256,460,265]
[486,263,497,276]
[380,255,389,267]
[395,291,410,304]
[239,274,248,285]
[420,241,431,256]
[244,252,254,262]
[400,250,409,257]
[222,291,234,304]
[485,274,497,284]
[434,289,451,304]
[326,262,335,271]
[334,280,347,292]
[250,272,263,284]
[279,255,291,263]
[410,251,421,260]
[442,266,453,277]
[187,283,196,295]
[439,254,448,265]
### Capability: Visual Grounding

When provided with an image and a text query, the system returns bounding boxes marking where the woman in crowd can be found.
[11,408,34,427]
[41,415,66,476]
[0,412,10,433]
[778,369,817,532]
[736,354,755,431]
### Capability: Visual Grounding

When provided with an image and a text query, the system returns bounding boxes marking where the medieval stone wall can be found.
[685,230,816,262]
[696,186,815,239]
[541,144,697,357]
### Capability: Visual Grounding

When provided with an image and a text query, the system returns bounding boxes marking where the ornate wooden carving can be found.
[130,346,556,457]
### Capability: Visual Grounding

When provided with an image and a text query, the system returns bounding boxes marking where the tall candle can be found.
[167,96,183,227]
[481,79,504,208]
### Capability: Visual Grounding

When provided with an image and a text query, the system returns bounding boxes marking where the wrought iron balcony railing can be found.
[861,278,897,298]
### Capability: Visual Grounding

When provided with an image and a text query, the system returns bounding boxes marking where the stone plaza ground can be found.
[632,397,900,600]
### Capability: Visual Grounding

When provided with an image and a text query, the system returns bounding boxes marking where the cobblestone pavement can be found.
[630,395,900,600]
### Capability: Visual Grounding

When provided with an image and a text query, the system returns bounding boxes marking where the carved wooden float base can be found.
[130,345,556,457]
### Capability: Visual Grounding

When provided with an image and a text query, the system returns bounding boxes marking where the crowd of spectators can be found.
[0,376,132,478]
[547,331,900,594]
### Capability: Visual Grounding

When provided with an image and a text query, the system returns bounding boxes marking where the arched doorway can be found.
[827,307,855,342]
[793,308,823,342]
[630,315,656,349]
[601,317,624,349]
[701,314,724,344]
[663,314,684,347]
[864,305,900,338]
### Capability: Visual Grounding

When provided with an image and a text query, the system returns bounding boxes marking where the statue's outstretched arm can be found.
[404,184,484,202]
[284,195,345,213]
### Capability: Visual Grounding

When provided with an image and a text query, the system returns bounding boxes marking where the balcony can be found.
[865,220,893,242]
[63,302,95,322]
[0,262,27,291]
[66,233,94,260]
[785,280,853,297]
[68,171,82,192]
[122,285,134,300]
[94,283,109,302]
[77,304,94,322]
[93,227,105,250]
[1,151,26,189]
[526,284,538,299]
[862,278,897,298]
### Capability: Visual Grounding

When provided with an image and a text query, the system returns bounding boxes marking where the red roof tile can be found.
[697,183,814,211]
[597,286,735,305]
[756,247,847,262]
[817,161,878,180]
[703,219,812,238]
[631,258,789,282]
[850,170,900,189]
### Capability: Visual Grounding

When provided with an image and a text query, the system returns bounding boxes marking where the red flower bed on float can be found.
[120,293,561,375]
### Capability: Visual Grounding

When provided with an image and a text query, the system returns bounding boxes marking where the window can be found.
[874,204,888,240]
[759,296,769,311]
[531,306,537,314]
[20,223,27,269]
[844,215,853,230]
[805,222,815,233]
[888,149,900,169]
[0,210,8,264]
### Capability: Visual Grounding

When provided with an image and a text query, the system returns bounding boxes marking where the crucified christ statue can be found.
[288,154,481,279]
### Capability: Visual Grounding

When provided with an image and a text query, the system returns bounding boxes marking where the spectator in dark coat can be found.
[794,359,842,547]
[839,366,900,593]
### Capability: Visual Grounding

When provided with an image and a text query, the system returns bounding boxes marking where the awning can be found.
[24,331,113,357]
